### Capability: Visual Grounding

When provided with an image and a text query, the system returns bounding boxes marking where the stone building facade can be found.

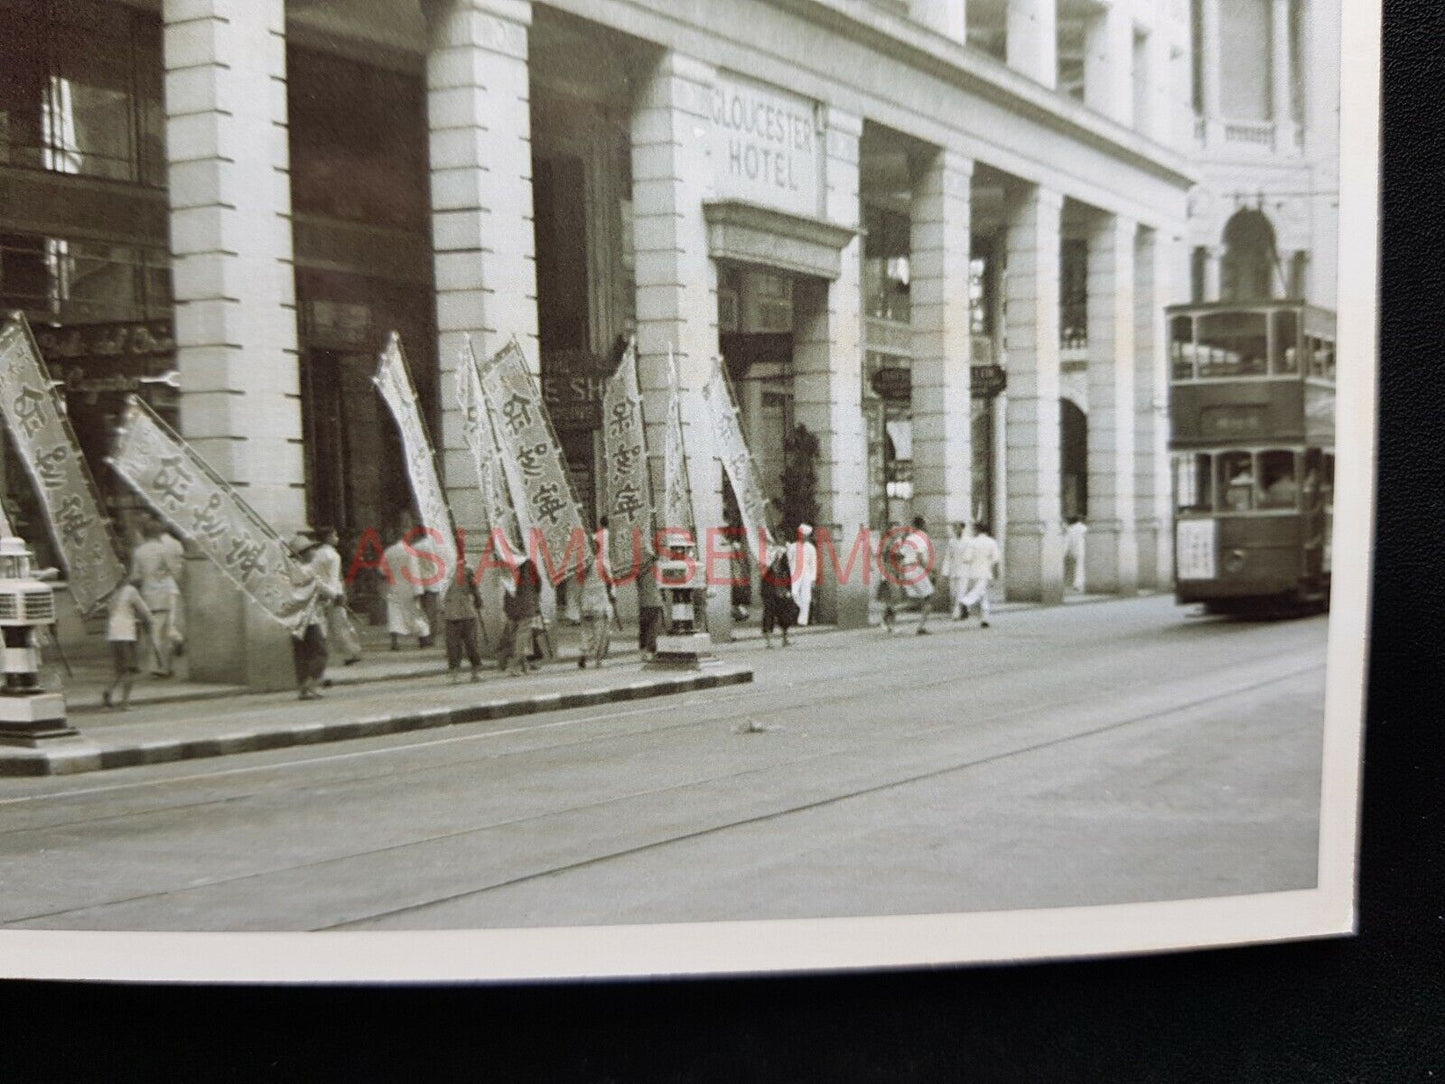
[0,0,1339,686]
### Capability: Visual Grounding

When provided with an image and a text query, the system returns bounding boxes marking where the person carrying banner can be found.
[637,547,664,661]
[130,515,182,677]
[287,532,338,700]
[442,553,483,684]
[312,527,361,667]
[383,527,428,651]
[501,553,542,677]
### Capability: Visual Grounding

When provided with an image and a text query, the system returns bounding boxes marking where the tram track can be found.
[2,659,1322,930]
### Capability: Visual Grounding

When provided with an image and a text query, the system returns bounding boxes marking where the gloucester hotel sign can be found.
[710,74,823,218]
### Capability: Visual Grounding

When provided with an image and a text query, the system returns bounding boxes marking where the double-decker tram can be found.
[1167,300,1335,615]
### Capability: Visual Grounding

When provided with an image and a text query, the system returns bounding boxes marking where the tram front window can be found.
[1218,451,1255,512]
[1197,312,1268,378]
[1259,450,1299,509]
[1174,452,1213,513]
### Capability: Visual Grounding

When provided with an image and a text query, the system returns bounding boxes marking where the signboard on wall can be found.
[1176,518,1218,581]
[710,74,822,218]
[541,350,605,430]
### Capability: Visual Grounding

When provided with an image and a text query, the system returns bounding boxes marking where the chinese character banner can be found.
[375,333,459,578]
[661,348,695,543]
[0,313,125,614]
[702,360,773,564]
[107,396,320,636]
[600,338,653,569]
[477,338,587,585]
[455,338,520,551]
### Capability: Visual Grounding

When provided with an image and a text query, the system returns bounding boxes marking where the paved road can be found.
[0,596,1326,931]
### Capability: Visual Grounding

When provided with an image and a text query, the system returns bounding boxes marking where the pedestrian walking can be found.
[501,554,542,676]
[442,555,483,684]
[899,515,936,634]
[957,522,1001,628]
[383,529,428,651]
[312,527,361,666]
[410,526,445,648]
[287,531,338,700]
[130,515,182,676]
[102,577,153,711]
[577,556,612,669]
[791,523,819,626]
[941,521,970,619]
[876,523,902,633]
[637,547,664,660]
[761,541,799,648]
[1063,516,1087,594]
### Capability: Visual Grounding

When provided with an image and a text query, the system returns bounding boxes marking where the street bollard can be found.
[0,537,75,746]
[645,552,712,671]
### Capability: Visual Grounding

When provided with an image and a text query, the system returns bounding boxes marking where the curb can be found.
[0,665,754,778]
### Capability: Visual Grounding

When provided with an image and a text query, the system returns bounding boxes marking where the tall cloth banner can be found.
[701,358,774,565]
[476,338,588,586]
[374,332,459,580]
[455,337,520,551]
[661,348,695,543]
[107,396,322,636]
[0,312,125,614]
[600,337,653,570]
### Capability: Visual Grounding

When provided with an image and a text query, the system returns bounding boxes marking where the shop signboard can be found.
[541,350,605,430]
[710,73,823,219]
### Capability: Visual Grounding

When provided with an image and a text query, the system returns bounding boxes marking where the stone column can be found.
[1144,27,1175,144]
[1202,244,1223,302]
[629,51,730,641]
[1084,2,1133,127]
[1135,227,1176,591]
[1199,0,1221,141]
[1270,0,1293,148]
[914,0,967,43]
[1003,185,1064,603]
[792,108,869,628]
[423,0,537,646]
[910,147,974,535]
[424,0,537,542]
[164,0,301,689]
[1084,212,1139,595]
[1007,0,1057,88]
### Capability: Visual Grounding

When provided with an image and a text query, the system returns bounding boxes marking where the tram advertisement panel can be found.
[1176,518,1218,581]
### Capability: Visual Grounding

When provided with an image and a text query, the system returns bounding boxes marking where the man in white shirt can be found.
[791,524,819,626]
[899,516,936,635]
[958,522,1001,628]
[940,521,970,619]
[1062,516,1087,594]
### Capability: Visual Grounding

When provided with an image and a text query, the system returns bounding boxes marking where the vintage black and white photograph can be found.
[0,0,1375,981]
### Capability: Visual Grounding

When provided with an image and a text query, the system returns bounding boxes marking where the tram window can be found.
[1174,453,1213,513]
[1323,340,1336,380]
[1322,452,1335,510]
[1272,310,1300,374]
[1218,451,1256,512]
[1259,450,1299,509]
[1302,448,1323,509]
[1197,312,1268,377]
[1170,315,1195,379]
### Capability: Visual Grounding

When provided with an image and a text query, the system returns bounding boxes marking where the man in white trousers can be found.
[941,521,970,619]
[958,522,1001,628]
[791,524,819,626]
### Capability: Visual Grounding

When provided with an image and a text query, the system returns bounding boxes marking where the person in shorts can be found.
[103,578,153,711]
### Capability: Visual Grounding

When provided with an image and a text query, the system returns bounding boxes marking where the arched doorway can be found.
[1221,209,1279,302]
[1060,398,1088,521]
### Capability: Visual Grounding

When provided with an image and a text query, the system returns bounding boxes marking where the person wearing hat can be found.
[287,530,339,700]
[790,523,819,627]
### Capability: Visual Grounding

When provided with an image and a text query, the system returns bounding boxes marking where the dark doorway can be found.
[1061,398,1088,521]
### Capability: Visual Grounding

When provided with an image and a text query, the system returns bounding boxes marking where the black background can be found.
[2,2,1440,1078]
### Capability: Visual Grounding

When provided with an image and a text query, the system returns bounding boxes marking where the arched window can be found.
[1221,209,1279,302]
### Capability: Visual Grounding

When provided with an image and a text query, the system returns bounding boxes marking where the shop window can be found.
[0,232,171,323]
[862,204,911,323]
[288,48,429,229]
[1060,239,1087,349]
[0,0,164,185]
